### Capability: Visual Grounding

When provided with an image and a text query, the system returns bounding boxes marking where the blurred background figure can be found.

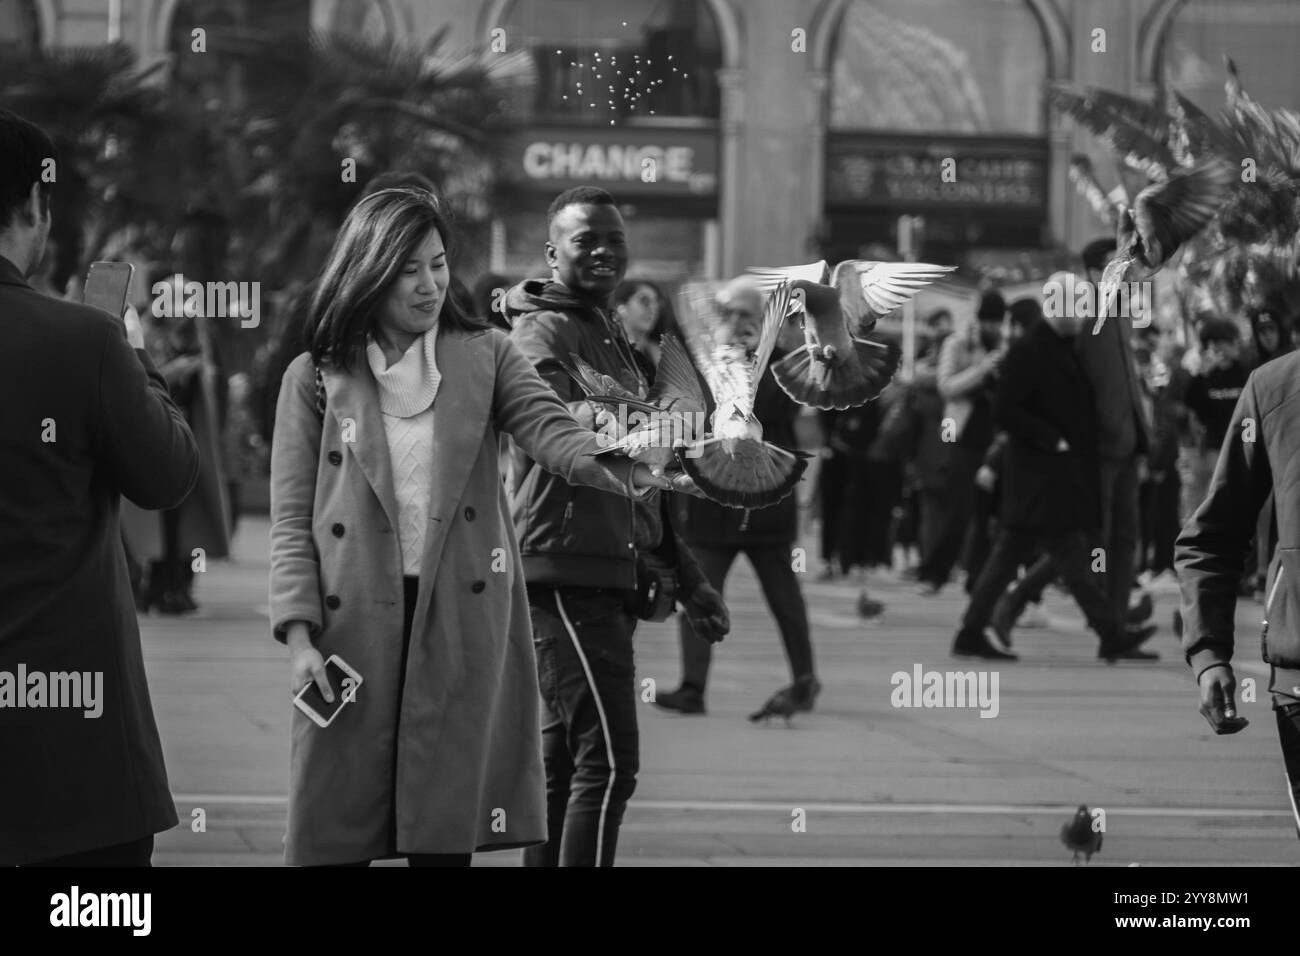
[1184,318,1248,519]
[879,308,953,582]
[963,297,1051,627]
[1135,342,1183,581]
[659,276,819,715]
[613,278,666,373]
[473,270,511,331]
[914,290,1006,596]
[132,287,231,615]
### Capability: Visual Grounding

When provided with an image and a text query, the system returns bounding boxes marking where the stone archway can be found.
[476,0,742,71]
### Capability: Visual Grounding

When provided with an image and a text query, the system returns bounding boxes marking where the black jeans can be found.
[676,544,813,696]
[999,457,1139,627]
[1277,702,1300,840]
[917,442,984,588]
[23,835,154,867]
[523,585,639,867]
[959,528,1120,644]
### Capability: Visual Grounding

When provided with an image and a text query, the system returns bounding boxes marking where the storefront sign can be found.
[512,125,719,198]
[827,134,1048,212]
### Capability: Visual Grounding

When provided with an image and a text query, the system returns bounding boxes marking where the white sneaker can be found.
[1017,603,1051,628]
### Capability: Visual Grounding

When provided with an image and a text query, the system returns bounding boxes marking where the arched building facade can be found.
[26,0,1300,281]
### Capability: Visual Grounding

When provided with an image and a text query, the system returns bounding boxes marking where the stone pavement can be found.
[141,516,1295,866]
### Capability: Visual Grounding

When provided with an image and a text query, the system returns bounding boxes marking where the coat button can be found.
[464,506,476,521]
[325,594,341,610]
[471,580,486,594]
[331,523,344,537]
[328,451,342,465]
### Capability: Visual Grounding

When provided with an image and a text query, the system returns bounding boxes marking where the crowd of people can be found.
[5,100,1300,869]
[807,244,1295,665]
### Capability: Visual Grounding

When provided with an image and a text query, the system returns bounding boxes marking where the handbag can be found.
[628,552,679,622]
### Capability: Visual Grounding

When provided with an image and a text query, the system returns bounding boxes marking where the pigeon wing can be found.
[747,261,830,314]
[748,279,793,404]
[845,261,957,334]
[1132,160,1233,266]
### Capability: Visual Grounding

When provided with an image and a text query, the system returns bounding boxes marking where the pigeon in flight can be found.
[563,333,709,475]
[746,259,953,409]
[668,277,810,509]
[1096,159,1234,328]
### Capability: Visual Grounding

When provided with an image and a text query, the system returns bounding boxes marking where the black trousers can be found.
[523,585,640,867]
[959,528,1119,644]
[917,443,984,588]
[1278,703,1300,841]
[675,544,814,695]
[23,835,154,867]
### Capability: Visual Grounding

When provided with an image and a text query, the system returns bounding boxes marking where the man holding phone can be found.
[0,110,200,866]
[1175,343,1300,836]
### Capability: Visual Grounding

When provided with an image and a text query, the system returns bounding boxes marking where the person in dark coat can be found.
[916,290,1006,594]
[951,272,1155,662]
[1175,348,1300,839]
[655,277,818,716]
[0,109,200,866]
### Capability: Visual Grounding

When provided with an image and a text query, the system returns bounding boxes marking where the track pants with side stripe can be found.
[522,585,640,867]
[1277,702,1300,841]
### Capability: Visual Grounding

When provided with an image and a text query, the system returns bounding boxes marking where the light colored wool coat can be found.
[269,326,637,865]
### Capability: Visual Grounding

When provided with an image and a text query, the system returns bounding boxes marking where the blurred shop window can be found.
[502,0,722,124]
[0,0,39,50]
[169,0,311,108]
[829,0,1046,134]
[1162,0,1300,114]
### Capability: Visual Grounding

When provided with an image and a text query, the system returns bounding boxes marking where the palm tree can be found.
[0,43,171,292]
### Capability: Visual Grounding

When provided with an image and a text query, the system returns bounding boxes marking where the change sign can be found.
[513,126,719,198]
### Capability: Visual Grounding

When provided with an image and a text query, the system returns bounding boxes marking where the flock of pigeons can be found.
[565,157,1226,514]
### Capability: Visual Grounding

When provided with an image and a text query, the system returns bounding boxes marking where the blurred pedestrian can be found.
[915,290,1006,595]
[1185,318,1248,514]
[472,270,510,331]
[269,187,685,867]
[951,272,1156,662]
[656,277,819,717]
[1135,344,1183,579]
[612,278,665,372]
[1,109,199,866]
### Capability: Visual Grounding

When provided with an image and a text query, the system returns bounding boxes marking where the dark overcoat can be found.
[0,255,198,865]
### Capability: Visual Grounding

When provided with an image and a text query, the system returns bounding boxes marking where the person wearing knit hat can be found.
[915,288,1007,596]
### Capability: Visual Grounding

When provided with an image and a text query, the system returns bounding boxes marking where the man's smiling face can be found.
[546,203,629,300]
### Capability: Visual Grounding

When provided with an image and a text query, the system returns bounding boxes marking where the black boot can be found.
[158,559,197,615]
[140,560,170,614]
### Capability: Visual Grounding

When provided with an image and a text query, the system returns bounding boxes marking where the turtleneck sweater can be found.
[366,328,441,576]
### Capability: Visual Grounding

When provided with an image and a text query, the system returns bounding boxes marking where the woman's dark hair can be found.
[307,188,483,370]
[613,279,668,342]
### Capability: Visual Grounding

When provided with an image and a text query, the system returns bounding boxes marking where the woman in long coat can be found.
[270,188,678,866]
